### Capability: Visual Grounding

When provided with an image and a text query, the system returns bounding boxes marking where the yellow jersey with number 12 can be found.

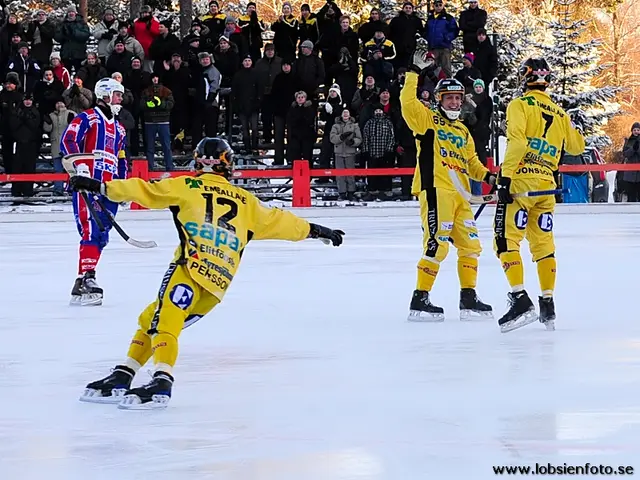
[104,175,311,300]
[502,89,585,181]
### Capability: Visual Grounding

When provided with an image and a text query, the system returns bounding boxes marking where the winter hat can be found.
[131,55,142,64]
[243,53,253,61]
[328,83,341,96]
[191,18,202,28]
[5,72,20,87]
[283,1,292,9]
[632,122,640,132]
[161,19,172,29]
[171,51,182,58]
[226,15,236,24]
[50,52,61,62]
[17,41,29,50]
[300,40,314,49]
[473,78,485,89]
[463,53,475,64]
[185,33,200,44]
[301,3,310,11]
[247,2,257,8]
[477,27,487,35]
[23,92,34,100]
[397,67,408,75]
[209,0,219,6]
[114,37,126,47]
[218,35,230,45]
[264,42,275,51]
[67,5,77,13]
[379,85,390,93]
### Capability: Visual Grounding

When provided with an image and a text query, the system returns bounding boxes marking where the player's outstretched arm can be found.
[564,116,586,156]
[69,176,183,210]
[400,71,430,135]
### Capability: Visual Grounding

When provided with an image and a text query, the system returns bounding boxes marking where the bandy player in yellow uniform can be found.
[69,138,344,409]
[494,58,585,333]
[401,40,496,322]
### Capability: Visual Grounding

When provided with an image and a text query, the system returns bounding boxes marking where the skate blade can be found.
[460,309,494,321]
[79,388,127,404]
[118,394,170,410]
[408,310,445,322]
[500,310,539,333]
[543,319,556,331]
[80,293,103,306]
[69,295,82,306]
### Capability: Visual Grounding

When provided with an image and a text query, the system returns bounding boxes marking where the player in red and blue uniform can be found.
[61,78,128,306]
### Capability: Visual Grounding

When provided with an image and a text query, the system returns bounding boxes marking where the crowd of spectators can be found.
[0,0,499,201]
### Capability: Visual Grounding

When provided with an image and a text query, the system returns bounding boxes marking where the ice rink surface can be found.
[1,206,640,480]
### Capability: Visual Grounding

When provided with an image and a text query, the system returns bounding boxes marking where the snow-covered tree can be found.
[539,0,621,147]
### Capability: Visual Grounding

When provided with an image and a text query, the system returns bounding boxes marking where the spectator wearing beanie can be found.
[270,60,298,165]
[361,103,395,200]
[1,15,24,67]
[298,3,319,48]
[141,72,174,170]
[190,51,221,148]
[25,9,55,67]
[468,78,492,194]
[149,19,181,75]
[255,43,281,145]
[454,52,482,94]
[362,46,394,89]
[200,1,227,45]
[622,122,640,201]
[329,47,358,111]
[359,8,389,45]
[77,52,107,92]
[318,83,342,169]
[49,52,71,89]
[232,55,261,154]
[213,35,240,136]
[237,2,266,61]
[189,18,214,53]
[159,53,191,151]
[294,39,324,101]
[33,67,65,119]
[123,56,152,156]
[474,28,498,85]
[6,31,25,61]
[388,2,423,69]
[106,37,135,76]
[222,16,248,59]
[9,92,41,200]
[7,41,41,94]
[92,8,120,64]
[351,74,379,117]
[62,76,92,113]
[0,73,23,176]
[107,21,144,60]
[54,5,90,74]
[272,2,298,60]
[131,5,160,72]
[286,90,316,164]
[459,0,487,53]
[425,0,458,77]
[330,106,361,200]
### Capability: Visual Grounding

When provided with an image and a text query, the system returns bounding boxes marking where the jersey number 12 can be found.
[201,193,238,232]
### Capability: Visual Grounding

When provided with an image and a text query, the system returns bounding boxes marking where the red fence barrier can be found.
[2,159,639,208]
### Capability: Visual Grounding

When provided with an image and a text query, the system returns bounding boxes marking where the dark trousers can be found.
[627,182,640,202]
[145,123,173,171]
[366,151,395,192]
[12,141,38,197]
[261,97,274,143]
[2,137,16,173]
[191,105,219,149]
[287,136,313,164]
[398,148,416,197]
[274,115,286,165]
[318,130,334,168]
[130,111,144,156]
[239,112,259,151]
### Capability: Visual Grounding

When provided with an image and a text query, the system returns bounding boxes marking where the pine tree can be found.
[539,0,621,147]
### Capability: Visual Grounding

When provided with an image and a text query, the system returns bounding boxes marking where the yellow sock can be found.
[126,329,153,368]
[499,251,524,290]
[152,332,179,372]
[458,256,478,289]
[537,256,556,297]
[416,258,440,291]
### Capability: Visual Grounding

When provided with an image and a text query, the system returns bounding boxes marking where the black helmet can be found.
[192,137,234,177]
[519,58,551,90]
[434,78,465,120]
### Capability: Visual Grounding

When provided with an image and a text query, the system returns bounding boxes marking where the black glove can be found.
[634,140,639,151]
[340,131,350,140]
[483,172,496,186]
[71,84,80,94]
[345,138,355,146]
[102,31,115,40]
[70,175,103,194]
[308,223,344,246]
[497,176,513,204]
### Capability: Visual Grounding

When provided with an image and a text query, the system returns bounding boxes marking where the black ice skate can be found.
[408,290,445,322]
[80,270,103,306]
[539,296,556,331]
[498,290,538,333]
[69,277,85,306]
[459,288,493,321]
[118,371,174,410]
[79,365,135,404]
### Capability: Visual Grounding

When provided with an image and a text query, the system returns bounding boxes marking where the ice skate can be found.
[80,270,103,306]
[79,365,134,404]
[539,296,556,331]
[498,290,538,333]
[69,277,85,306]
[408,290,445,322]
[118,371,173,410]
[459,288,493,321]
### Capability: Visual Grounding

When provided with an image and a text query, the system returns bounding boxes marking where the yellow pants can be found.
[493,178,556,295]
[416,188,482,292]
[126,263,220,373]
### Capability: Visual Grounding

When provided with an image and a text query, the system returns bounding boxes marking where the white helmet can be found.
[94,78,125,115]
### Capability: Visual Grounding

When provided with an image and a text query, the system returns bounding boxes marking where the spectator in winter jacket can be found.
[298,4,319,50]
[362,28,397,64]
[468,79,492,164]
[92,8,120,64]
[458,0,487,53]
[0,15,24,69]
[201,0,226,44]
[362,104,396,199]
[43,100,75,194]
[389,68,406,106]
[363,48,394,89]
[286,90,316,163]
[131,5,161,72]
[106,39,135,76]
[622,122,640,201]
[123,57,151,155]
[425,0,459,76]
[50,52,71,89]
[0,73,22,175]
[141,73,174,170]
[359,87,399,133]
[232,56,261,153]
[54,6,91,74]
[238,3,266,61]
[25,10,55,67]
[420,52,446,88]
[316,1,341,41]
[272,2,298,61]
[189,19,214,53]
[7,42,41,94]
[271,60,298,165]
[62,77,93,113]
[329,47,358,115]
[222,17,248,60]
[351,74,379,116]
[319,83,343,169]
[191,52,221,147]
[9,93,40,199]
[76,52,108,92]
[214,36,240,88]
[359,9,389,45]
[255,43,282,144]
[33,68,65,118]
[107,23,145,60]
[159,53,191,150]
[388,2,423,69]
[454,53,482,94]
[474,28,498,85]
[3,31,25,70]
[318,15,359,88]
[149,20,181,75]
[330,107,362,200]
[294,40,324,100]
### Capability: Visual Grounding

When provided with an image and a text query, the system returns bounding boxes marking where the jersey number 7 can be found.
[202,193,238,232]
[541,112,554,138]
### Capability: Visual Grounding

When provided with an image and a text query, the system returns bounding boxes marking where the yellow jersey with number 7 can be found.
[103,175,311,300]
[501,89,585,180]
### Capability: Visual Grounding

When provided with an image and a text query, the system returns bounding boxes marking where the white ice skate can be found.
[79,387,128,404]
